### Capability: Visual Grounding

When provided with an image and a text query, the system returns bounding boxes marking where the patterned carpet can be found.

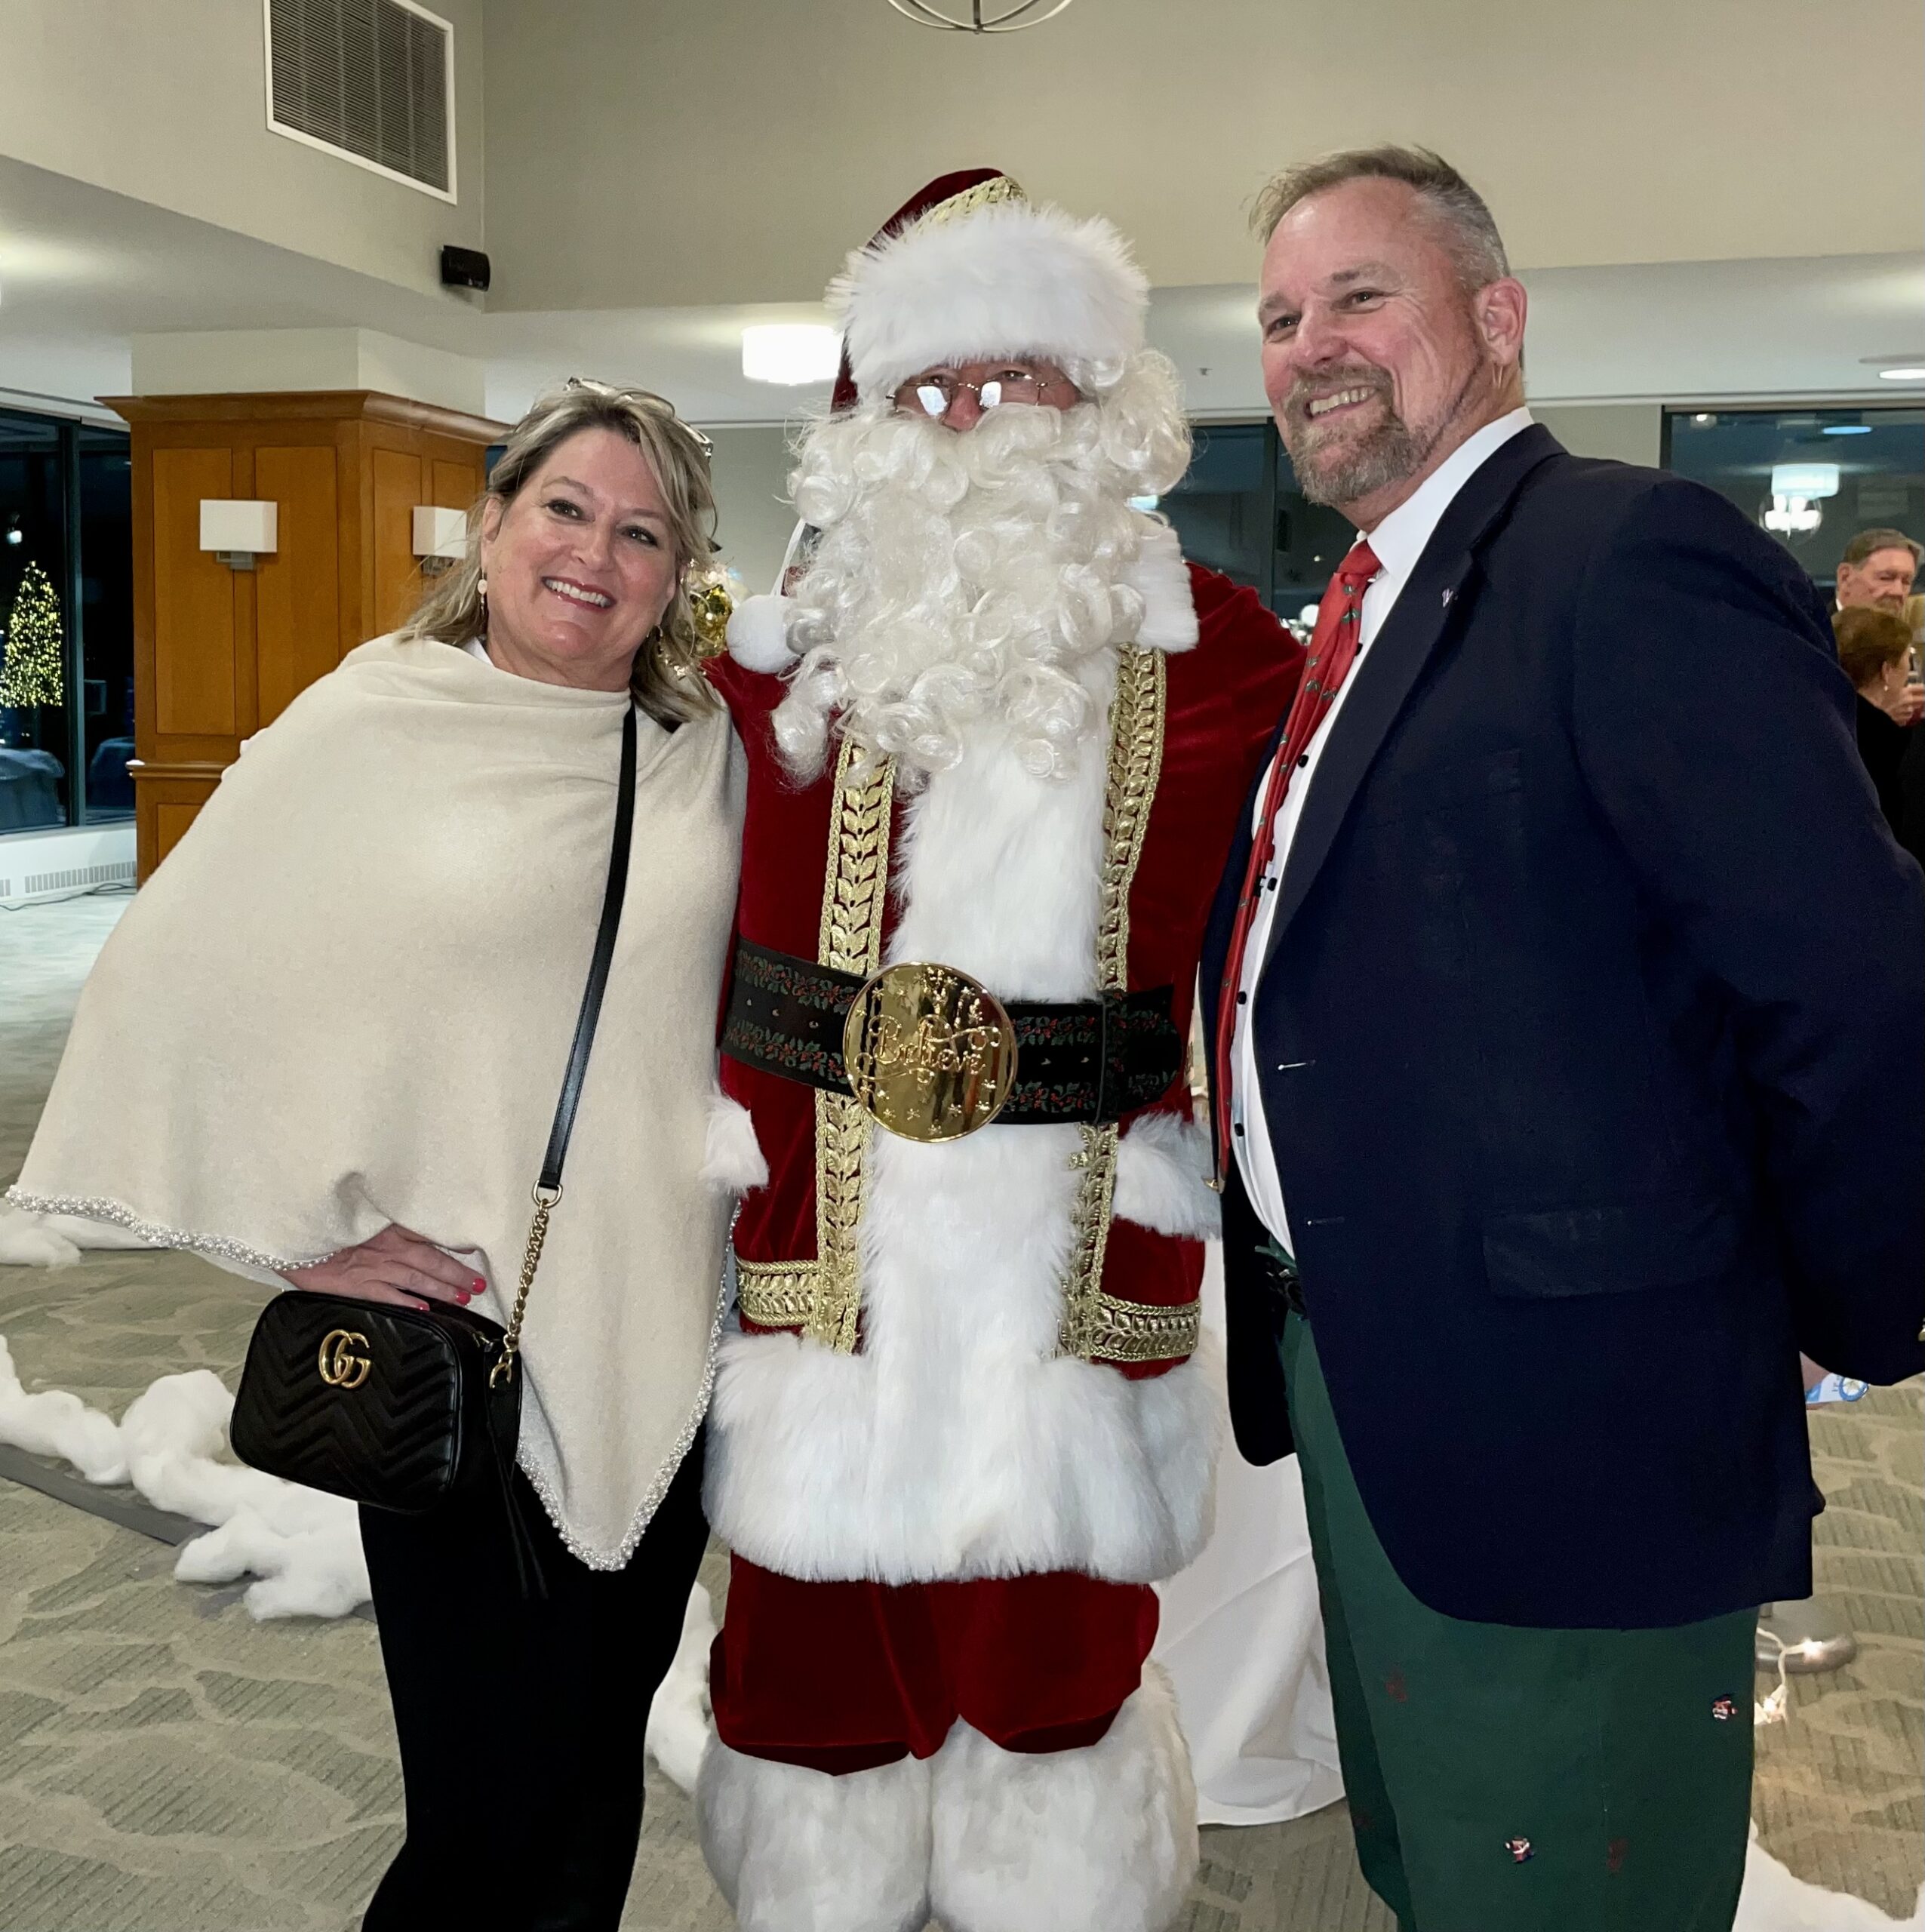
[0,894,1918,1930]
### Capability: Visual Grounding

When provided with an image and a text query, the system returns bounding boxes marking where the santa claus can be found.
[698,171,1303,1932]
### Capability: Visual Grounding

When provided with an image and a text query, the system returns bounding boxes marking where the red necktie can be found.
[1213,540,1381,1171]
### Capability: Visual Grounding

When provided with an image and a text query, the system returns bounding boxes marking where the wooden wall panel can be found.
[371,448,425,635]
[153,795,214,870]
[112,392,506,880]
[432,458,481,513]
[152,448,238,737]
[254,445,341,726]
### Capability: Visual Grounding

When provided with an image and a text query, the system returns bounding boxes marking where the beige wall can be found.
[1532,404,1663,469]
[484,0,1922,310]
[0,0,485,298]
[703,425,799,595]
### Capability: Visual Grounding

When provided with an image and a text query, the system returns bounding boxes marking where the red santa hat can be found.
[726,168,1154,672]
[829,172,1150,407]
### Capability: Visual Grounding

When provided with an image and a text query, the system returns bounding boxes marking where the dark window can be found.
[1158,418,1355,637]
[0,408,133,832]
[1662,406,1925,590]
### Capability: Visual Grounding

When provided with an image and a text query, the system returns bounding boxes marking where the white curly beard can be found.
[772,352,1192,787]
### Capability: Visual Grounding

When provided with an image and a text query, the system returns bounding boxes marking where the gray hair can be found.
[1252,146,1511,293]
[402,380,721,726]
[1840,527,1922,569]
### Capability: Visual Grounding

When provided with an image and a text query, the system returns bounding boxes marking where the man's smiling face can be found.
[1258,176,1519,523]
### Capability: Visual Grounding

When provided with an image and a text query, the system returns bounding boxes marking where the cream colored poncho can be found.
[10,635,746,1567]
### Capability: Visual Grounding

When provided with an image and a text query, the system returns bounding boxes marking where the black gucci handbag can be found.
[230,707,639,1586]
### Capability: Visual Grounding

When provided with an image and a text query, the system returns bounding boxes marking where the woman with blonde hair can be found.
[11,380,761,1929]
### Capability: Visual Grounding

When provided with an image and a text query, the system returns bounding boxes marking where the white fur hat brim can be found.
[829,202,1149,403]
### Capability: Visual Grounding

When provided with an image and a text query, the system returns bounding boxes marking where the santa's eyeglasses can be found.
[891,364,1078,419]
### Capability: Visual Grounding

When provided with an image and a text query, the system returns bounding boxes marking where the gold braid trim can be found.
[804,739,897,1351]
[912,175,1028,232]
[1086,1293,1204,1364]
[1059,645,1170,1359]
[735,1260,822,1331]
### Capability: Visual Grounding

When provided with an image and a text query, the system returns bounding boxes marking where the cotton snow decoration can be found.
[0,1334,128,1482]
[1736,1826,1923,1930]
[0,1199,158,1267]
[0,1335,718,1791]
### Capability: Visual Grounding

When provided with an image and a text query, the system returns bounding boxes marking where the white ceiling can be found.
[4,155,1922,431]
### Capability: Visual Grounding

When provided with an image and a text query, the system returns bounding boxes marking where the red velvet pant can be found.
[710,1555,1160,1775]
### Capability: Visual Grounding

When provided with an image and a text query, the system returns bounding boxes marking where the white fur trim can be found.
[929,1664,1198,1932]
[1124,518,1199,654]
[726,592,799,673]
[698,1737,931,1932]
[832,203,1148,402]
[1114,1112,1219,1241]
[701,1089,768,1193]
[706,1324,1220,1586]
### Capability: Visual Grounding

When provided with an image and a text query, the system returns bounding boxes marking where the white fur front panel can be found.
[885,666,1115,999]
[708,672,1221,1584]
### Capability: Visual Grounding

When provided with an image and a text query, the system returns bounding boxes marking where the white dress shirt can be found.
[1228,408,1534,1252]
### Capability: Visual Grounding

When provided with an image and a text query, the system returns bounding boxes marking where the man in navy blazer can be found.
[1204,146,1924,1932]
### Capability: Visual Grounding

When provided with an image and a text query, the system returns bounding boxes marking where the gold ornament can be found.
[684,571,736,660]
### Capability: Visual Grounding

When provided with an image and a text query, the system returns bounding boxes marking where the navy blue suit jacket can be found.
[1202,424,1925,1629]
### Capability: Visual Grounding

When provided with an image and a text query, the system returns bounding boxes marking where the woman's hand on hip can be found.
[285,1225,484,1312]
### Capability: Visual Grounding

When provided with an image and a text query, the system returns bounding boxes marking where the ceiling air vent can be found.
[265,0,455,201]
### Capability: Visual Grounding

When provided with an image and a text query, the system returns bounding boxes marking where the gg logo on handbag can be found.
[316,1327,372,1390]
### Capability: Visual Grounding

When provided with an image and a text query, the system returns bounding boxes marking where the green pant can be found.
[1282,1315,1757,1932]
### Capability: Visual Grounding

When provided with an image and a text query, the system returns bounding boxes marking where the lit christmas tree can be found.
[0,562,65,706]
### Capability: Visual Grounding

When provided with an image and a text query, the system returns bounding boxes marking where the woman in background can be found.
[11,383,761,1930]
[1835,603,1919,849]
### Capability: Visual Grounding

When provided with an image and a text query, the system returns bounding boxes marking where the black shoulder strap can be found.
[539,704,638,1190]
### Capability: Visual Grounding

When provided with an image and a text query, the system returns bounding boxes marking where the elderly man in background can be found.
[1204,145,1925,1932]
[1836,525,1920,617]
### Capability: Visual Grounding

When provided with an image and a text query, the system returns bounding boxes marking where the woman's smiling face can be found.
[478,426,681,691]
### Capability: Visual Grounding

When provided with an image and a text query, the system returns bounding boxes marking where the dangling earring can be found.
[477,574,489,635]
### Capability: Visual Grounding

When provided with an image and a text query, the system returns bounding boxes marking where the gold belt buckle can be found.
[843,961,1019,1143]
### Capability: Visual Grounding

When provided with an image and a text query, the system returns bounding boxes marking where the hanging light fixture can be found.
[887,0,1075,32]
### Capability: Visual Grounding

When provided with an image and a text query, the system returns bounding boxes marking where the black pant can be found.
[359,1440,709,1932]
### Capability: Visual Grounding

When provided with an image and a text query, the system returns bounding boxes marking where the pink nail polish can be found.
[472,1276,486,1292]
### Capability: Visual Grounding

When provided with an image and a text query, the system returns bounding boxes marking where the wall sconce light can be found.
[200,500,278,571]
[413,506,469,577]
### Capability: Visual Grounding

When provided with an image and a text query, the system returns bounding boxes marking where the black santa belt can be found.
[722,937,1185,1141]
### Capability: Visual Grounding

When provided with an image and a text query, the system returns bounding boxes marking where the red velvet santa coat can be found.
[705,534,1302,1590]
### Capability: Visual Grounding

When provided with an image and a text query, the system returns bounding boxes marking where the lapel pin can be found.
[1441,587,1455,607]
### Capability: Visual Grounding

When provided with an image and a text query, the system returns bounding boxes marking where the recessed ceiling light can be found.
[1877,365,1925,380]
[1690,412,1715,425]
[741,325,840,386]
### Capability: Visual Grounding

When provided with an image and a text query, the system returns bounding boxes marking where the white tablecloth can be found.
[1153,1243,1344,1826]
